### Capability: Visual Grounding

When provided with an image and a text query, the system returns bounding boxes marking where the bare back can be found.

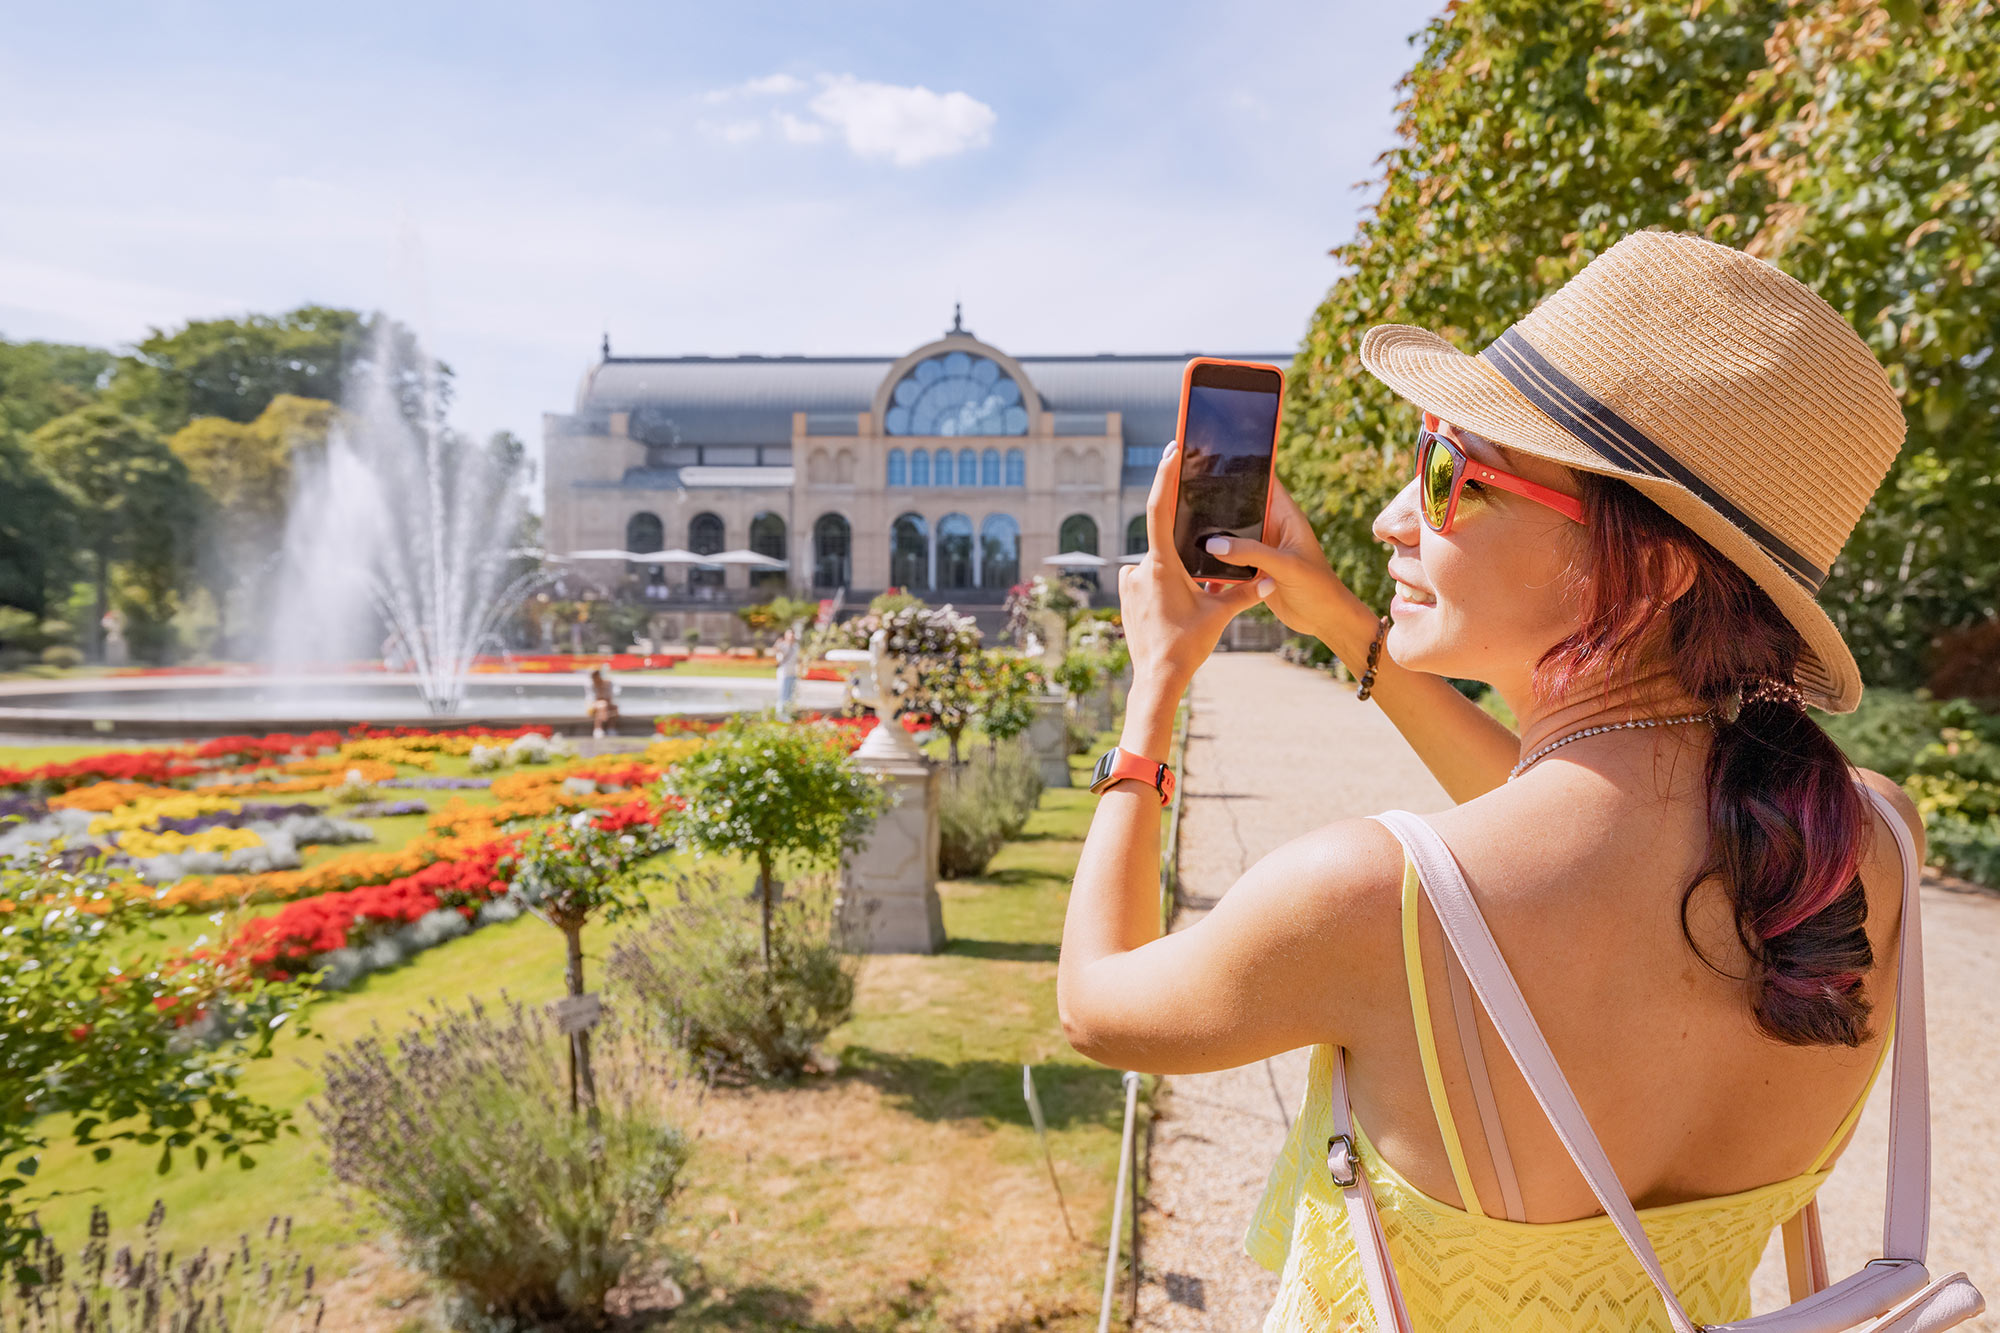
[1341,755,1912,1221]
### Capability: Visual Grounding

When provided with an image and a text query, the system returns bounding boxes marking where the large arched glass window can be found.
[626,512,663,554]
[980,514,1020,590]
[981,449,1001,486]
[933,449,953,486]
[1005,448,1025,487]
[887,449,906,487]
[910,448,930,487]
[1059,513,1099,555]
[1126,514,1147,556]
[890,513,930,590]
[958,448,977,488]
[937,513,974,589]
[884,351,1031,437]
[750,512,787,591]
[813,513,850,589]
[689,511,725,590]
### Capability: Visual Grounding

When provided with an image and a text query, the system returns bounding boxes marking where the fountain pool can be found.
[0,673,845,739]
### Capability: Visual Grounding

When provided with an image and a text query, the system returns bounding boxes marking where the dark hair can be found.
[1535,475,1873,1047]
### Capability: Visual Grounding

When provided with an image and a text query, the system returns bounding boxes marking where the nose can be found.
[1374,476,1423,551]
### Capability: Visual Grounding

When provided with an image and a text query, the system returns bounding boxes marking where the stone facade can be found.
[541,323,1287,610]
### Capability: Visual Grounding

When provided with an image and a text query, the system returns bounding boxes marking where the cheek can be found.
[1399,525,1584,667]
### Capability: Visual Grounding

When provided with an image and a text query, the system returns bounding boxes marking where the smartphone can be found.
[1170,358,1285,581]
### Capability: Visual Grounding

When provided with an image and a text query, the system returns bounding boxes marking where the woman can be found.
[1059,232,1924,1328]
[587,666,620,738]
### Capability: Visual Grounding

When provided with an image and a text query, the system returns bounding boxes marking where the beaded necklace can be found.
[1507,712,1714,782]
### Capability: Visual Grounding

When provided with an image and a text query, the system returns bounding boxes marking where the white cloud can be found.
[699,117,763,144]
[703,72,804,103]
[807,76,995,167]
[775,111,825,145]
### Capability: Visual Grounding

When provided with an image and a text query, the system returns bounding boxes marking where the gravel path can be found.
[1136,653,1996,1330]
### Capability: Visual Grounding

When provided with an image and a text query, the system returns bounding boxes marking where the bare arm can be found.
[1057,445,1404,1073]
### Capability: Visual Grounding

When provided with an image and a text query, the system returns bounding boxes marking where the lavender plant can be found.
[311,997,690,1332]
[0,1202,323,1331]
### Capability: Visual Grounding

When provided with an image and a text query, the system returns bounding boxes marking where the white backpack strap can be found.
[1371,810,1703,1333]
[1856,782,1931,1262]
[1325,1047,1416,1333]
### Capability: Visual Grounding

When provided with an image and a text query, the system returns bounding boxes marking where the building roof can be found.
[562,350,1294,451]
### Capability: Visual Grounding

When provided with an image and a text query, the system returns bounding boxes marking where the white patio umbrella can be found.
[1043,550,1109,569]
[639,548,709,565]
[563,548,648,561]
[709,549,788,569]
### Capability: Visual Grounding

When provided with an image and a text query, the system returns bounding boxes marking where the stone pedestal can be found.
[842,743,945,954]
[1026,693,1072,787]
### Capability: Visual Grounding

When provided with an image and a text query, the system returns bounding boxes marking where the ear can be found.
[1655,543,1699,604]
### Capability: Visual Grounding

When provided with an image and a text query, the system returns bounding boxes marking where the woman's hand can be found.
[1200,478,1355,643]
[1117,441,1268,702]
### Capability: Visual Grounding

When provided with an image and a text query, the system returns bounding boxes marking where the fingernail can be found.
[1205,537,1232,556]
[1257,577,1276,597]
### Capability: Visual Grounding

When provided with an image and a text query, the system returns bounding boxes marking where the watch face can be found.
[1091,749,1117,790]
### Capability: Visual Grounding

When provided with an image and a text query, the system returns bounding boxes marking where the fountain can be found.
[261,321,532,715]
[0,320,839,737]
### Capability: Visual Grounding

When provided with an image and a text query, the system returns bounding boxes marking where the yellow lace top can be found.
[1246,861,1884,1331]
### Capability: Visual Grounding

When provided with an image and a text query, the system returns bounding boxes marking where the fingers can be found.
[1211,576,1270,620]
[1144,441,1187,578]
[1202,534,1295,577]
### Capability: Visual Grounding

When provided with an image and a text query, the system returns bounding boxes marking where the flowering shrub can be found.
[0,752,202,796]
[48,782,183,813]
[85,793,246,836]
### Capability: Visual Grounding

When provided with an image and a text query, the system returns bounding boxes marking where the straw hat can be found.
[1359,229,1905,714]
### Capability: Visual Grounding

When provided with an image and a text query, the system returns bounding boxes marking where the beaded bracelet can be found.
[1355,615,1390,702]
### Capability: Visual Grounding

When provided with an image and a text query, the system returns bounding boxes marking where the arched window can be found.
[1126,514,1147,556]
[981,449,1001,486]
[937,513,974,589]
[750,512,787,590]
[813,513,851,589]
[884,350,1030,436]
[910,448,930,487]
[958,448,977,488]
[980,514,1020,590]
[689,512,725,555]
[933,448,953,486]
[890,513,930,590]
[1005,448,1025,487]
[1059,513,1099,555]
[689,511,725,590]
[626,512,663,554]
[887,449,906,487]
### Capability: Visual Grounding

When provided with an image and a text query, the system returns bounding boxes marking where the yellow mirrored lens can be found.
[1421,436,1457,529]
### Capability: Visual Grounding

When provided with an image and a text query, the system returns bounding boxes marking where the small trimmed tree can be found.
[499,811,667,1112]
[661,716,888,973]
[0,849,312,1278]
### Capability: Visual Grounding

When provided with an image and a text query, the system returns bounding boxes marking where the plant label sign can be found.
[553,992,603,1035]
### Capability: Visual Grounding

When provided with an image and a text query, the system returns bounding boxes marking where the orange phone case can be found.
[1169,357,1286,584]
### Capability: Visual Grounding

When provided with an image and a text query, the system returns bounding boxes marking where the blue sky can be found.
[0,1,1443,453]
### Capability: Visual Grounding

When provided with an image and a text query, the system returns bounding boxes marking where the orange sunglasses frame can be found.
[1416,412,1588,532]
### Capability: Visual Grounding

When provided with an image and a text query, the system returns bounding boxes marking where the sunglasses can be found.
[1415,412,1589,534]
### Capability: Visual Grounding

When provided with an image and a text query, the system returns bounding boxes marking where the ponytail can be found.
[1538,476,1874,1047]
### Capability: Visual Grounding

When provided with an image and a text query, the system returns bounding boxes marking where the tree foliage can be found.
[108,305,445,433]
[1286,0,1997,686]
[27,407,202,662]
[0,433,75,617]
[0,338,114,438]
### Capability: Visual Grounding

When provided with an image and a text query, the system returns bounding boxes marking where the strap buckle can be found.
[1326,1134,1361,1189]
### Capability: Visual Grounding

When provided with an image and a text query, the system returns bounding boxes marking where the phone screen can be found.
[1173,364,1282,580]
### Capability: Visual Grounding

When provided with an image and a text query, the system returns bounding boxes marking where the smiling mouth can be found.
[1393,579,1436,607]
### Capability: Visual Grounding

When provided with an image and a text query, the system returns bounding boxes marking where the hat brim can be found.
[1359,324,1862,713]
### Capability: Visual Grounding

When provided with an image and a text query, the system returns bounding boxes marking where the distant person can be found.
[587,667,619,738]
[1060,233,1957,1327]
[774,625,800,719]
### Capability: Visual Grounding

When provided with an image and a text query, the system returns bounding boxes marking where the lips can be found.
[1387,563,1436,606]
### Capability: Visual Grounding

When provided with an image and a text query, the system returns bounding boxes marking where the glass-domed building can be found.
[541,311,1286,609]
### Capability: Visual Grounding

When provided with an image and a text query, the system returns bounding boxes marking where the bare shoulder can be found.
[1854,767,1925,859]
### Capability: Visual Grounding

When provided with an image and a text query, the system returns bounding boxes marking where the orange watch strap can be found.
[1090,747,1175,805]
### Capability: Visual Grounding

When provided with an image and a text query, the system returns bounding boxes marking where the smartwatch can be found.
[1089,747,1175,806]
